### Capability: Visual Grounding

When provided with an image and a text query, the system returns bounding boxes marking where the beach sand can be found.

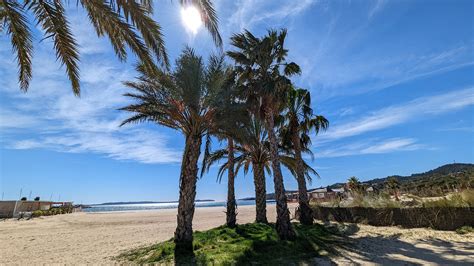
[1,204,472,264]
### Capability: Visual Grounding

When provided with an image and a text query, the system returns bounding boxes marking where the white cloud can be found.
[11,130,181,164]
[0,31,182,164]
[227,0,316,31]
[316,138,423,158]
[319,87,474,141]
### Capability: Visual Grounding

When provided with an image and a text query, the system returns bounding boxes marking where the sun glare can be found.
[180,6,203,34]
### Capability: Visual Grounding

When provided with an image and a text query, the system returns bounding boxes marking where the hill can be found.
[240,163,474,200]
[329,163,474,196]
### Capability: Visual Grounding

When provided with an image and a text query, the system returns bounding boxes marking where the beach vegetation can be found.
[279,87,329,225]
[456,226,474,235]
[228,29,300,240]
[120,48,230,253]
[117,223,337,265]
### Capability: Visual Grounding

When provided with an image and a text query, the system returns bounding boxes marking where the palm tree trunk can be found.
[265,111,295,240]
[226,137,237,227]
[174,134,202,253]
[253,163,268,223]
[292,131,313,225]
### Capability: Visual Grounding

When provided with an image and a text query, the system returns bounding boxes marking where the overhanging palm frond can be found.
[109,0,169,67]
[80,0,157,74]
[1,0,33,91]
[29,0,81,95]
[186,0,222,47]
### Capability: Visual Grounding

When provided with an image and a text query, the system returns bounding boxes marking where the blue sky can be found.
[1,0,473,204]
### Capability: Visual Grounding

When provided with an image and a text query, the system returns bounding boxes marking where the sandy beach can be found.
[1,204,473,265]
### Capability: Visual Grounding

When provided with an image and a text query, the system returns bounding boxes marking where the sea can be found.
[84,200,275,213]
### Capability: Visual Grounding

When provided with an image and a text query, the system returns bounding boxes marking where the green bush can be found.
[32,210,43,217]
[456,226,474,235]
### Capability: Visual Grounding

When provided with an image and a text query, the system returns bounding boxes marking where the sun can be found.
[180,5,203,34]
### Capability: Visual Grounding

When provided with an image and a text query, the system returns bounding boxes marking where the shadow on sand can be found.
[321,223,474,265]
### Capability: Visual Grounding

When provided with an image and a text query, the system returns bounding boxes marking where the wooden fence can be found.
[311,206,474,230]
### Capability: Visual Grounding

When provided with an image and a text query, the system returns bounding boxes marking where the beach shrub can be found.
[456,226,474,235]
[423,191,472,208]
[32,210,43,217]
[117,223,338,264]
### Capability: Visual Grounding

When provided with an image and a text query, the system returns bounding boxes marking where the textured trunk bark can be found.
[174,134,202,253]
[253,163,268,223]
[226,137,237,227]
[265,111,296,240]
[292,130,313,225]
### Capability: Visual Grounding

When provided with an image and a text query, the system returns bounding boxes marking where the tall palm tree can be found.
[228,29,300,239]
[205,116,318,225]
[205,116,270,224]
[120,48,223,253]
[280,87,328,225]
[1,0,221,95]
[202,69,248,228]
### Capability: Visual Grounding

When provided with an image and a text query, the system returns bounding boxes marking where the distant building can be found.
[308,187,337,202]
[0,200,73,218]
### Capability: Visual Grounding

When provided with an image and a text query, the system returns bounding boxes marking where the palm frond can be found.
[28,0,81,94]
[2,1,33,91]
[110,0,169,67]
[183,0,222,47]
[80,0,157,74]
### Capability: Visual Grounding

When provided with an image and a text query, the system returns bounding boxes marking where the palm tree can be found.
[347,176,362,195]
[202,69,248,228]
[228,29,300,239]
[280,87,328,225]
[385,177,400,201]
[120,48,223,253]
[1,0,222,95]
[205,116,271,224]
[205,116,318,224]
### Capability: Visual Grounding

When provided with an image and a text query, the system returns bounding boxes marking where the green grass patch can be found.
[117,223,338,265]
[456,226,474,235]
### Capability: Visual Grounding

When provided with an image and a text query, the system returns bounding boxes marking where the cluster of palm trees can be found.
[3,0,328,254]
[120,30,328,252]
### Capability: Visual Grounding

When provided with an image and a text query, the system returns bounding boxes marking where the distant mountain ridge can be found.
[94,199,215,206]
[240,163,474,200]
[328,163,473,193]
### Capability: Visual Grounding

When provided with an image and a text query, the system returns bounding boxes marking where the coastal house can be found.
[308,187,337,202]
[285,186,349,202]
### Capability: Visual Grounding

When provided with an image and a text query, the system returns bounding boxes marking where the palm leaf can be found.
[1,1,33,91]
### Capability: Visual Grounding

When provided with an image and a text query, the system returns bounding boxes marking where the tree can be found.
[347,176,362,194]
[202,66,247,228]
[1,0,222,95]
[120,48,223,253]
[205,116,271,224]
[228,29,301,240]
[205,115,318,224]
[280,87,328,225]
[385,177,400,201]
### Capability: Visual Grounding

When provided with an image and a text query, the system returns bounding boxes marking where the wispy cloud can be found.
[300,45,474,99]
[319,87,474,141]
[226,0,316,31]
[11,130,181,164]
[316,138,424,158]
[0,28,182,164]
